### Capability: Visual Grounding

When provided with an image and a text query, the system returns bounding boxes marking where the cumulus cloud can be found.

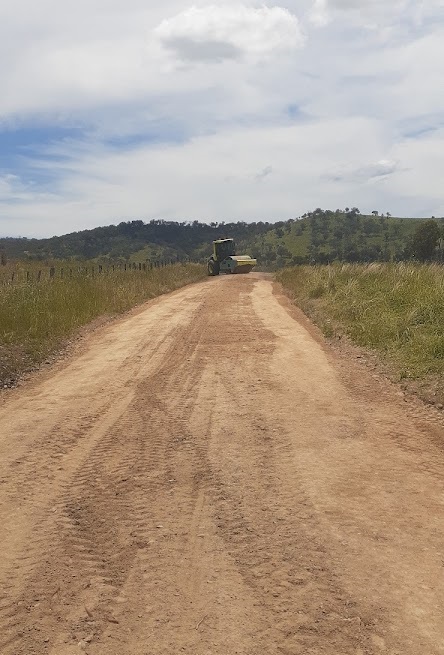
[155,5,305,63]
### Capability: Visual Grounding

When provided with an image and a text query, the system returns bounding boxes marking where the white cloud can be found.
[255,165,274,181]
[328,159,401,184]
[310,0,422,36]
[155,5,305,63]
[3,116,439,237]
[1,0,444,236]
[308,0,330,27]
[0,175,20,199]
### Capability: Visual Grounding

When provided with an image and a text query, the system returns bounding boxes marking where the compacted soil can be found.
[0,274,443,655]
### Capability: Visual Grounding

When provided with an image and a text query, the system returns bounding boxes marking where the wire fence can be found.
[0,259,203,285]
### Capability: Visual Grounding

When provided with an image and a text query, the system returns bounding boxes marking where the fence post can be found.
[49,267,55,279]
[37,270,42,282]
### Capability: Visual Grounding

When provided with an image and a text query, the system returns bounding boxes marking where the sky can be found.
[0,0,443,237]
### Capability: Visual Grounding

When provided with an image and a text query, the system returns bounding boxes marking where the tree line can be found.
[1,212,443,267]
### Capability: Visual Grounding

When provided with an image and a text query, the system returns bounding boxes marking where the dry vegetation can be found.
[0,262,206,386]
[277,263,444,404]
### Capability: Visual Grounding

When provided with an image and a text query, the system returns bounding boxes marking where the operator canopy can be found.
[214,239,236,260]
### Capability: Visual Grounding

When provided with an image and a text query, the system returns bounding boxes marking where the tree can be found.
[409,220,441,261]
[276,244,291,258]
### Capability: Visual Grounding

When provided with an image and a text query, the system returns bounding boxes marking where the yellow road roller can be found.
[208,238,257,276]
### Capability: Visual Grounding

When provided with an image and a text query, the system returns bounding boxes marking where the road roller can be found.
[207,239,257,276]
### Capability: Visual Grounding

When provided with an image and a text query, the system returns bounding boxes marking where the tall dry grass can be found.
[0,263,205,384]
[277,263,444,380]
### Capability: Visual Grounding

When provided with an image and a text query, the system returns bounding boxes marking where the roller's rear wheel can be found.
[208,259,220,276]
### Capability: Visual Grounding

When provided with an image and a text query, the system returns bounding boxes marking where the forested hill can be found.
[0,219,271,263]
[1,209,443,266]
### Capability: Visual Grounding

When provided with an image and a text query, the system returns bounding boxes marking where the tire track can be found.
[0,284,206,654]
[182,320,384,655]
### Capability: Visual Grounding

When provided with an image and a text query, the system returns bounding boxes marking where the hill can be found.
[248,209,430,267]
[1,210,443,267]
[0,220,268,264]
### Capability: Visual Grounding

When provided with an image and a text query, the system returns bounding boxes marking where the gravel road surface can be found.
[0,274,443,654]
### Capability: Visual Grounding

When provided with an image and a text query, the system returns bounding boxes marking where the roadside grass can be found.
[0,263,206,385]
[276,263,444,384]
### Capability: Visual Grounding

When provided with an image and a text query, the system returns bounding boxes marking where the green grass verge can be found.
[0,263,206,385]
[277,263,444,383]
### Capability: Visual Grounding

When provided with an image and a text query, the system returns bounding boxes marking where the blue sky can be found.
[0,0,443,237]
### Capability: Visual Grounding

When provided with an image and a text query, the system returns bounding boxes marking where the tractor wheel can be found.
[208,259,220,276]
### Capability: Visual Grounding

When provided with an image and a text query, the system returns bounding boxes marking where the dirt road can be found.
[0,274,443,655]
